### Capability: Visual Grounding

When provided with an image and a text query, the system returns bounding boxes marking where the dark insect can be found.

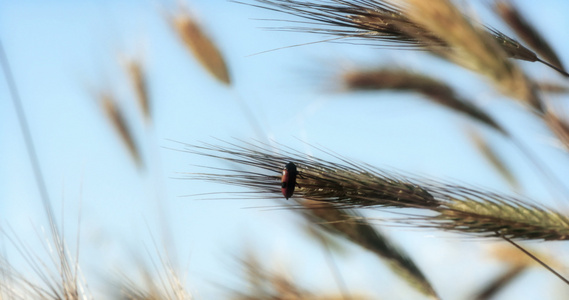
[281,162,300,200]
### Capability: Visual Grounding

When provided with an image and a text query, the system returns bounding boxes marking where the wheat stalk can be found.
[232,249,371,300]
[0,40,90,300]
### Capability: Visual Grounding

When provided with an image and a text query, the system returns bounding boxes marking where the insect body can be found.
[281,162,299,200]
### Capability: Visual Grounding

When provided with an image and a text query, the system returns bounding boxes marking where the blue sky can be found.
[1,0,569,298]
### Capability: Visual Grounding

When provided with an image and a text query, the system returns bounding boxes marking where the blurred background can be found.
[1,0,569,299]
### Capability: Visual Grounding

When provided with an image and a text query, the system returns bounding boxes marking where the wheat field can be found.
[1,0,569,299]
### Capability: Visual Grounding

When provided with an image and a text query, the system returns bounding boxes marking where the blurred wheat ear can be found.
[473,243,566,299]
[341,67,507,135]
[299,200,439,299]
[233,249,371,300]
[537,81,569,94]
[123,56,152,125]
[167,5,231,85]
[99,92,144,168]
[111,241,191,300]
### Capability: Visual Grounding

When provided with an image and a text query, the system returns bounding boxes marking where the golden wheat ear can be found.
[123,56,152,125]
[340,67,508,136]
[98,92,144,169]
[166,4,232,85]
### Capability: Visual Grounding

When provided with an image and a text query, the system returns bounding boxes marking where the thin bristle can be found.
[233,250,371,300]
[168,6,231,85]
[341,67,508,135]
[182,140,569,241]
[112,248,191,300]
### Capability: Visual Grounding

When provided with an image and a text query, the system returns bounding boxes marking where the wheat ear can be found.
[181,140,569,241]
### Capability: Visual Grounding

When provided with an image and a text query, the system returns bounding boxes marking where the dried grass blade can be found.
[99,93,143,168]
[467,128,519,190]
[301,200,439,299]
[168,7,231,85]
[181,140,569,241]
[399,0,542,112]
[493,0,567,76]
[342,68,507,135]
[0,40,90,299]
